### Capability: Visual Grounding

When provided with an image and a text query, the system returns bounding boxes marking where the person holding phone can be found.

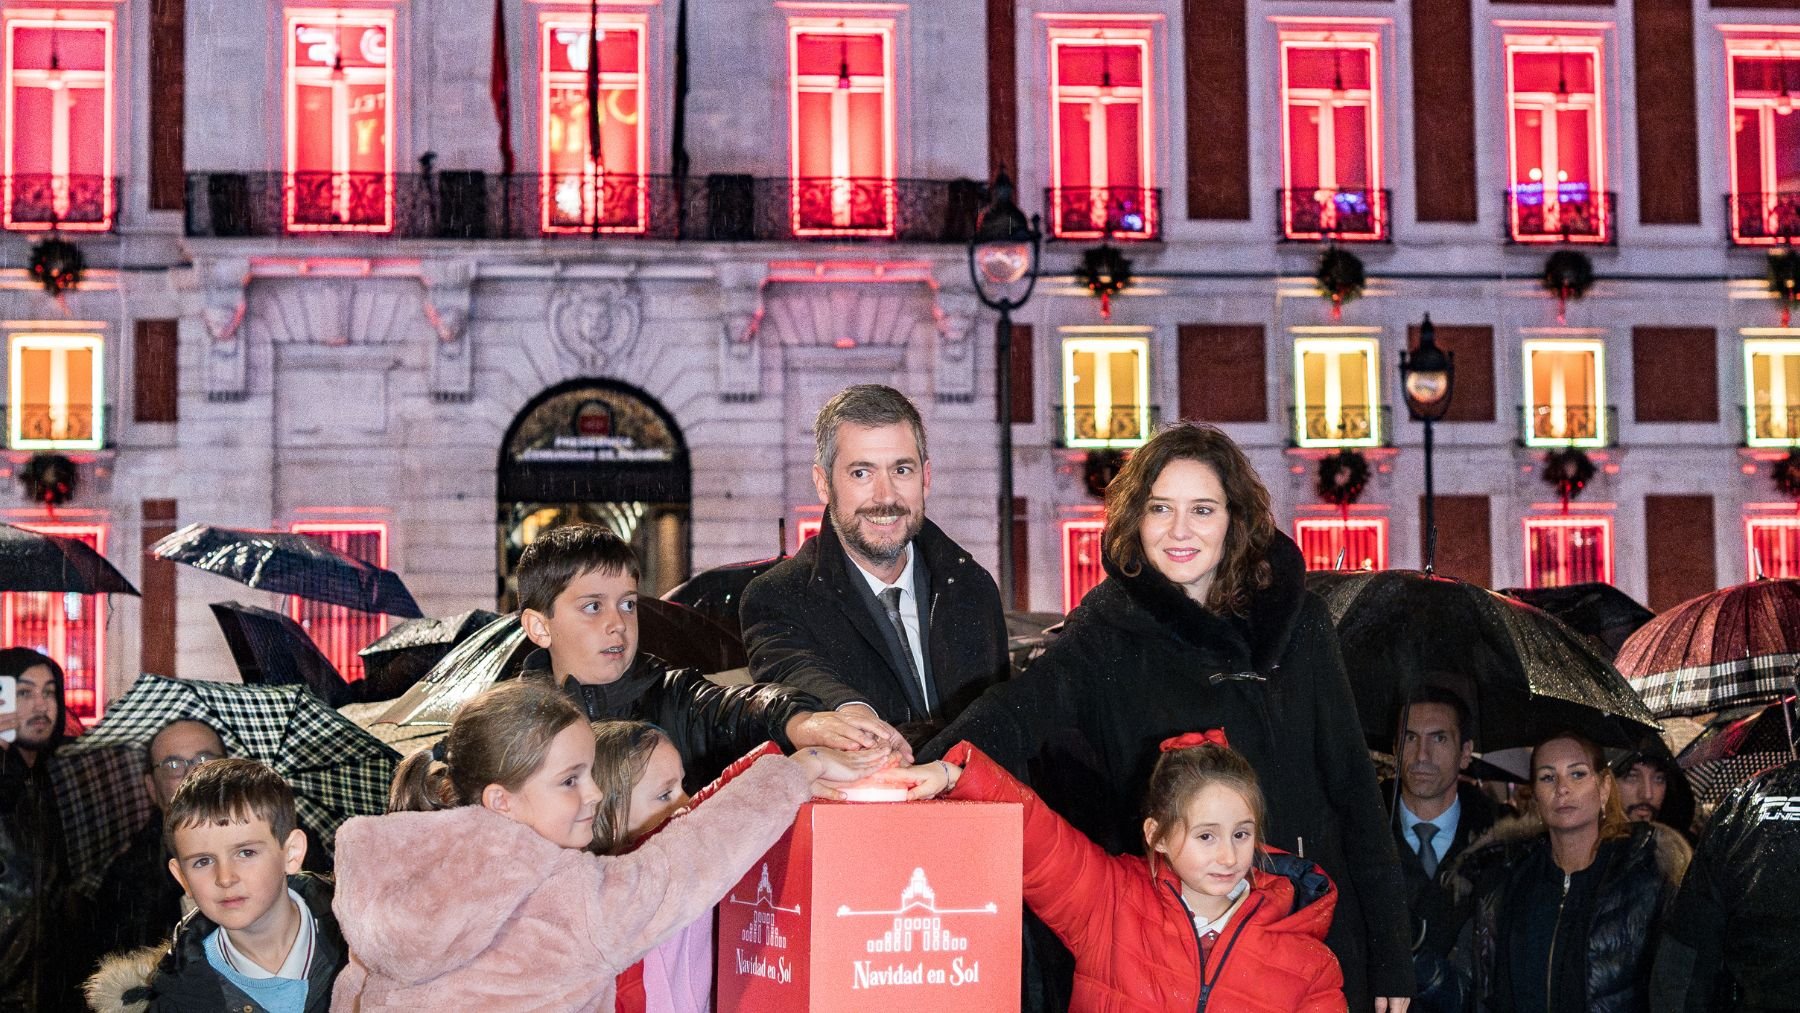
[0,647,78,1013]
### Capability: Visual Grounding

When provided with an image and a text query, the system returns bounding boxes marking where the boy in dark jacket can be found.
[516,523,907,789]
[84,759,344,1013]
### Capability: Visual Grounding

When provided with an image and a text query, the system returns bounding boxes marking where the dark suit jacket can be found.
[1387,779,1498,955]
[740,519,1008,736]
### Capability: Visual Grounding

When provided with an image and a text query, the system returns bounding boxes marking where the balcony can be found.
[1504,187,1615,245]
[5,401,112,451]
[1053,403,1160,449]
[1293,403,1390,448]
[1278,188,1390,243]
[1728,192,1800,246]
[1045,187,1161,241]
[184,171,988,243]
[1519,403,1617,448]
[1744,403,1800,448]
[2,174,116,232]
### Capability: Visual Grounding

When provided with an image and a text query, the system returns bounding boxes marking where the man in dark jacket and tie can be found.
[741,384,1010,748]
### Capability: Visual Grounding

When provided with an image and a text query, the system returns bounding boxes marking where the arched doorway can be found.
[497,380,691,605]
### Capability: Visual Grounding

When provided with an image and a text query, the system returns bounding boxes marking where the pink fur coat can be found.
[329,752,810,1011]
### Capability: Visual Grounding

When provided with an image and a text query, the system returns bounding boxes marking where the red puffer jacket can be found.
[943,741,1346,1013]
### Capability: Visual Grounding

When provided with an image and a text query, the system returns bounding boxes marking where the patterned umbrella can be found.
[0,522,139,595]
[1308,569,1662,751]
[1676,696,1798,805]
[151,523,423,618]
[45,745,156,896]
[61,676,400,852]
[1616,578,1800,718]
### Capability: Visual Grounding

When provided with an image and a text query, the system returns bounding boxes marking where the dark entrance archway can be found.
[497,379,692,604]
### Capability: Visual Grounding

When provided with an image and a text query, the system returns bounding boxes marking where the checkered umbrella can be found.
[45,745,156,897]
[1616,578,1800,718]
[62,676,400,852]
[1677,696,1799,805]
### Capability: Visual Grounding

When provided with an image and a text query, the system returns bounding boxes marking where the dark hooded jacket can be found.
[1612,749,1697,843]
[921,532,1414,1010]
[0,647,75,1013]
[520,649,818,792]
[1448,816,1689,1013]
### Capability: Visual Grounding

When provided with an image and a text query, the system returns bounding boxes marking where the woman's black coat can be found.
[922,532,1414,1009]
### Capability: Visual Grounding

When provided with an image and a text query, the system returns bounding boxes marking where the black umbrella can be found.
[209,601,354,708]
[1308,569,1662,752]
[637,597,748,674]
[1677,696,1798,804]
[0,522,139,595]
[1501,582,1655,660]
[356,609,501,703]
[152,523,423,618]
[662,555,785,639]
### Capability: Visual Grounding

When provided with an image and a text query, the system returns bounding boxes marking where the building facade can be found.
[1,0,1796,716]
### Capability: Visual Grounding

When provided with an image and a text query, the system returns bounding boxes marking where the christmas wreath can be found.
[1076,244,1132,319]
[1542,251,1594,325]
[1770,251,1800,327]
[1774,450,1800,501]
[1541,447,1596,508]
[1084,449,1126,499]
[1315,246,1365,320]
[18,452,77,509]
[1315,449,1369,507]
[28,237,84,299]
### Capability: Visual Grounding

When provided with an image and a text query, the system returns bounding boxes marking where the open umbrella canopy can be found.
[46,745,156,897]
[210,601,353,707]
[152,523,423,618]
[374,613,533,727]
[1308,569,1661,751]
[63,676,400,851]
[356,609,501,703]
[1677,696,1798,804]
[1501,582,1654,660]
[637,597,747,674]
[1616,578,1800,718]
[0,522,139,595]
[662,555,785,639]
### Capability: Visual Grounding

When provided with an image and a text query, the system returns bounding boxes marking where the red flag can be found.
[490,0,515,176]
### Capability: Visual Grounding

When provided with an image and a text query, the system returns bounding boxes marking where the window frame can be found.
[8,331,103,451]
[283,8,397,234]
[1,12,114,232]
[1521,338,1607,448]
[538,12,649,235]
[1061,517,1106,613]
[1061,334,1152,450]
[1502,33,1609,244]
[2,521,107,722]
[1725,37,1800,246]
[1046,26,1156,241]
[287,520,389,682]
[1292,335,1383,449]
[1294,515,1388,572]
[786,18,897,238]
[1521,514,1614,587]
[1277,30,1385,242]
[1744,338,1800,447]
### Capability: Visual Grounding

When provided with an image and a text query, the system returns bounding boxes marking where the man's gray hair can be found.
[814,384,928,473]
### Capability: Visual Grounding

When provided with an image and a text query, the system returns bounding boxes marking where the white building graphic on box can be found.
[837,867,999,954]
[729,863,801,948]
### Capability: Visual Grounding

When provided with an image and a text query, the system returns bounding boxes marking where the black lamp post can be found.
[968,169,1041,606]
[1400,314,1455,574]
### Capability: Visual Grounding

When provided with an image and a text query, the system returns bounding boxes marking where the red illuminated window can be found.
[1280,33,1383,241]
[288,522,387,682]
[1295,516,1387,571]
[3,14,112,231]
[3,523,106,722]
[1523,515,1613,588]
[788,21,895,236]
[1727,39,1800,244]
[1505,37,1609,243]
[1747,514,1800,578]
[797,517,821,544]
[540,15,646,234]
[1062,519,1105,612]
[285,11,394,233]
[1048,29,1154,240]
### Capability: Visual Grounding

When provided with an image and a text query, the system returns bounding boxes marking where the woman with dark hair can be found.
[1446,732,1688,1013]
[924,423,1414,1011]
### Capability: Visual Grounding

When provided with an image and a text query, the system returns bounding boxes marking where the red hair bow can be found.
[1160,729,1230,753]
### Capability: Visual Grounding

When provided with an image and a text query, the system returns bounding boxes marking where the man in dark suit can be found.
[1389,685,1497,1013]
[741,384,1009,747]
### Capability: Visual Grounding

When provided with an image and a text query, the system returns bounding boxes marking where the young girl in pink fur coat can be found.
[329,680,873,1011]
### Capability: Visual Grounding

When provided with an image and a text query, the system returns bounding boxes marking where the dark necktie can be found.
[878,586,925,700]
[1415,822,1441,878]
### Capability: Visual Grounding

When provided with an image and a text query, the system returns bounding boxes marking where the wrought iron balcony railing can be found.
[5,401,112,449]
[1294,404,1390,447]
[1277,188,1391,242]
[1504,187,1615,245]
[1053,403,1160,449]
[1045,187,1162,241]
[2,174,116,231]
[1743,403,1800,447]
[1519,403,1617,447]
[184,171,989,243]
[1727,192,1800,246]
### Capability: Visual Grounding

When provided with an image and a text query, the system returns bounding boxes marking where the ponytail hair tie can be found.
[429,739,448,763]
[1160,728,1230,753]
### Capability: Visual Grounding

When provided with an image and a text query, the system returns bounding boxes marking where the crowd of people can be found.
[1,383,1796,1012]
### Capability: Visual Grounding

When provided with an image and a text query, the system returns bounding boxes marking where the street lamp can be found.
[1400,313,1455,574]
[968,169,1041,606]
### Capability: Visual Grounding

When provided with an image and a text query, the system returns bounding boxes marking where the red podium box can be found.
[716,799,1023,1013]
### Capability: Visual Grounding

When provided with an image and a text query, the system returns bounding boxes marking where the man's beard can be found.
[1626,803,1659,822]
[17,714,54,751]
[829,494,924,569]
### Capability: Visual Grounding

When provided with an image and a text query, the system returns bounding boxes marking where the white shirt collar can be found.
[854,542,916,600]
[1398,792,1463,854]
[1190,877,1252,938]
[216,887,313,981]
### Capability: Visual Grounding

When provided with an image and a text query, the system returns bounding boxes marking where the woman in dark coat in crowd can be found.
[924,423,1414,1011]
[1446,732,1688,1013]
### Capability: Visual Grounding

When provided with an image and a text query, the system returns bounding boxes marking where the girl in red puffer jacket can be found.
[903,729,1346,1013]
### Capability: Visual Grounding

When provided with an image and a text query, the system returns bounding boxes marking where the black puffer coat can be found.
[1449,816,1688,1013]
[921,532,1414,1010]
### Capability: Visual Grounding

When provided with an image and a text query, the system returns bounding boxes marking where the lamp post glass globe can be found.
[976,240,1032,286]
[1404,369,1450,408]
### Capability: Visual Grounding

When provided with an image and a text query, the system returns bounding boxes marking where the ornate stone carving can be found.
[199,258,251,401]
[548,279,642,374]
[932,287,981,402]
[421,261,476,401]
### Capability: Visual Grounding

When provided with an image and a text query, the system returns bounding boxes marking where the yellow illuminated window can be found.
[8,332,101,449]
[1747,340,1800,446]
[1294,337,1380,447]
[1523,339,1605,447]
[1062,336,1149,448]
